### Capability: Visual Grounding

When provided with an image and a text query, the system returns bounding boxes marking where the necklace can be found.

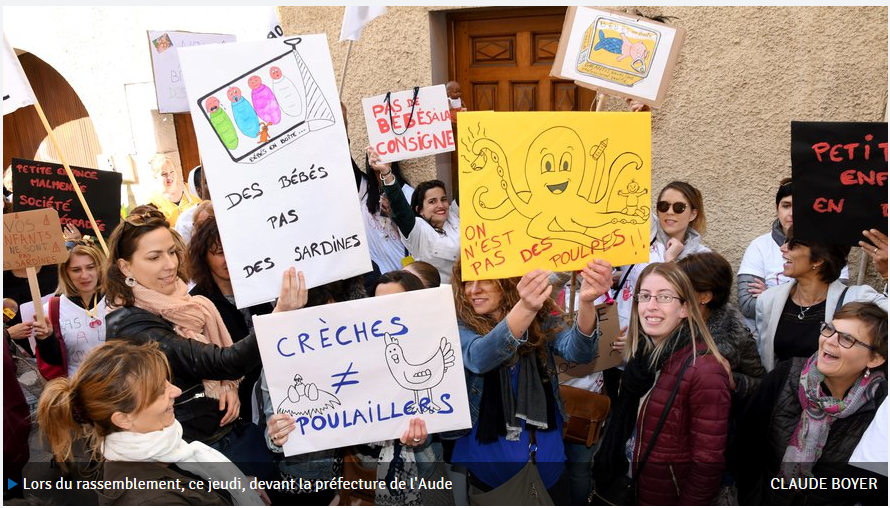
[83,293,102,328]
[794,288,826,320]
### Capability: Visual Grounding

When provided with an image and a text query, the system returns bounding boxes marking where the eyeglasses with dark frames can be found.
[819,321,877,351]
[635,293,684,305]
[656,201,688,214]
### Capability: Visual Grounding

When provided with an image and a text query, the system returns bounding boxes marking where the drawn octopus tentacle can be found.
[473,186,514,220]
[471,138,536,219]
[527,215,599,247]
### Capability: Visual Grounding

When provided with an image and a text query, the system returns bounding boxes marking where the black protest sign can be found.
[11,158,122,238]
[790,121,887,246]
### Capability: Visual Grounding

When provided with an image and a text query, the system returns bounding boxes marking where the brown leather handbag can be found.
[559,385,611,447]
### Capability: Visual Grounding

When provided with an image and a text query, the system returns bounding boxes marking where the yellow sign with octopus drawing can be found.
[458,111,651,280]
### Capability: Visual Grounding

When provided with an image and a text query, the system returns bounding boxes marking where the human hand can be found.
[859,229,888,279]
[399,417,428,447]
[273,268,308,313]
[746,278,767,297]
[717,355,737,391]
[626,98,650,113]
[664,238,684,262]
[516,269,553,313]
[63,223,82,241]
[218,384,241,426]
[579,259,613,303]
[7,321,33,340]
[33,317,53,341]
[267,413,297,448]
[365,146,392,174]
[612,326,628,353]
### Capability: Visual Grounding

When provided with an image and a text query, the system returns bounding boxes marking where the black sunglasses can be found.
[656,201,688,214]
[784,237,809,250]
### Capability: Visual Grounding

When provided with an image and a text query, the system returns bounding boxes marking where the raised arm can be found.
[370,147,416,238]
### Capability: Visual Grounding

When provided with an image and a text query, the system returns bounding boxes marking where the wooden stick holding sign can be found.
[3,209,69,323]
[32,102,108,254]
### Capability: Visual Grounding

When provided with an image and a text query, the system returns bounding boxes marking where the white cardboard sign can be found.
[179,36,371,308]
[362,84,455,163]
[254,285,471,456]
[148,30,236,113]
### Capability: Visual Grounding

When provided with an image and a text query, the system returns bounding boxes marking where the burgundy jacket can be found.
[634,343,730,505]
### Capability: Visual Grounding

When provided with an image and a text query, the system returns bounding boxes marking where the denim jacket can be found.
[454,317,599,434]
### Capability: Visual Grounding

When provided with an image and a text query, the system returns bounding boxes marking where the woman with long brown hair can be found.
[448,258,612,500]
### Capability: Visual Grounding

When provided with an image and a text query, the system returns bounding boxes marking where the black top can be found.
[773,298,825,364]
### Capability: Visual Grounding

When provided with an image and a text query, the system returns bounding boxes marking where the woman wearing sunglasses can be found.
[592,262,729,505]
[755,228,886,372]
[655,181,710,262]
[736,302,886,505]
[104,207,307,473]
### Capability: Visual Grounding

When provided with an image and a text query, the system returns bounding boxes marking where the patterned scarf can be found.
[125,279,239,399]
[781,353,884,478]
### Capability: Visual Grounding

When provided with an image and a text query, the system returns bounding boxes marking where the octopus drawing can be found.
[469,126,646,247]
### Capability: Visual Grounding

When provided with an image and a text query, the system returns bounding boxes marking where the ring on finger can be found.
[875,247,879,254]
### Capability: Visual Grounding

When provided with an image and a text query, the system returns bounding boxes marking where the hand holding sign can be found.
[859,229,889,279]
[579,259,614,303]
[272,268,308,313]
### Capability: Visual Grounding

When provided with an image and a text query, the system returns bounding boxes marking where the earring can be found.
[125,276,137,288]
[865,368,871,379]
[812,265,817,270]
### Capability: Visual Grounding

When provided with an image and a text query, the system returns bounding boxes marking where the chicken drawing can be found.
[276,373,341,418]
[383,333,455,414]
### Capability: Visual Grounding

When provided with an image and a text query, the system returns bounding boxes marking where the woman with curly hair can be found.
[447,258,612,499]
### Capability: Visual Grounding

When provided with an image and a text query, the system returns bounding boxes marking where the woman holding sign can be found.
[38,340,267,505]
[104,208,307,476]
[370,147,461,284]
[448,258,611,501]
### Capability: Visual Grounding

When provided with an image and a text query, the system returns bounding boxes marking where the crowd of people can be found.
[3,90,888,506]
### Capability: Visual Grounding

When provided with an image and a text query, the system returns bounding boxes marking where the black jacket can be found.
[736,357,887,505]
[105,306,261,443]
[707,304,766,404]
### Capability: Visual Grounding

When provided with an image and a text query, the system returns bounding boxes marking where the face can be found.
[658,188,697,239]
[67,253,99,297]
[777,195,793,235]
[527,127,584,197]
[464,279,504,319]
[446,83,462,100]
[375,283,405,297]
[205,97,220,114]
[121,381,181,434]
[156,161,180,194]
[118,228,180,296]
[270,66,282,80]
[206,243,229,286]
[637,273,688,344]
[817,318,884,383]
[418,186,449,228]
[248,75,261,90]
[227,86,241,102]
[779,239,817,278]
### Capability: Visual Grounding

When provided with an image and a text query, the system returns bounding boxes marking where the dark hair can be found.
[834,302,888,370]
[362,158,406,215]
[786,227,850,283]
[411,180,447,216]
[375,270,424,294]
[658,181,706,234]
[775,177,793,207]
[104,208,185,307]
[306,276,367,307]
[404,261,441,288]
[677,252,733,310]
[187,211,223,293]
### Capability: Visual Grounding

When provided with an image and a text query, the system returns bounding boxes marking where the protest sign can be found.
[3,208,68,271]
[556,302,622,381]
[148,30,236,113]
[11,158,121,238]
[362,84,455,163]
[254,285,470,456]
[458,111,650,280]
[551,7,685,108]
[179,36,371,308]
[791,121,888,246]
[3,33,36,115]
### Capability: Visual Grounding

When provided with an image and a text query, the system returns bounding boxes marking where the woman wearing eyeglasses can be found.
[592,262,729,506]
[755,229,886,372]
[654,181,710,263]
[33,239,108,379]
[104,208,307,472]
[736,302,886,505]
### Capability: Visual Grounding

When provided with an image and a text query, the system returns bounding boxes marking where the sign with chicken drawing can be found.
[178,35,371,308]
[458,111,651,280]
[253,285,471,456]
[550,7,685,108]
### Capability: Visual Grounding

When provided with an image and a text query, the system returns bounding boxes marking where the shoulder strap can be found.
[49,296,69,371]
[834,286,850,315]
[611,265,635,300]
[632,351,701,481]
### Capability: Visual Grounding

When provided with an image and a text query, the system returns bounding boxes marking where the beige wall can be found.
[280,5,889,287]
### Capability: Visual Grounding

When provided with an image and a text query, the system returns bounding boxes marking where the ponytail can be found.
[37,378,86,464]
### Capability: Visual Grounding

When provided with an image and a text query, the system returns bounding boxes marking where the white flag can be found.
[339,6,387,42]
[3,33,36,116]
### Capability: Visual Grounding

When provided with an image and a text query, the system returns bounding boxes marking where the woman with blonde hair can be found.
[593,262,730,505]
[38,340,265,505]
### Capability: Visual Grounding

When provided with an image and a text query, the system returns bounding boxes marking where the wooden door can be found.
[447,7,597,195]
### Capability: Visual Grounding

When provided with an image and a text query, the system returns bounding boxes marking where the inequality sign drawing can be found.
[254,285,471,456]
[179,36,371,308]
[458,111,651,280]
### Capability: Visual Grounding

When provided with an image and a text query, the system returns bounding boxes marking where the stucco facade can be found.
[3,6,888,287]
